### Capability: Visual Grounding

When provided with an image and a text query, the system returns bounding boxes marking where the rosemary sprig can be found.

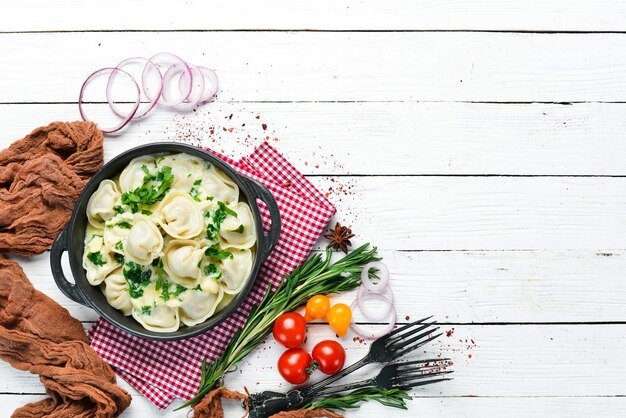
[177,243,379,410]
[304,388,412,411]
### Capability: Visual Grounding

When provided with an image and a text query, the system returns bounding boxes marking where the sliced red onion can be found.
[197,66,219,103]
[159,63,195,108]
[358,284,394,306]
[107,57,163,119]
[171,63,205,111]
[360,261,389,292]
[356,293,393,321]
[146,52,192,105]
[350,299,397,340]
[79,67,140,134]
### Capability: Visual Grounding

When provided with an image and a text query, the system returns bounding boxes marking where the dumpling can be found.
[103,212,134,252]
[219,248,253,294]
[83,234,119,286]
[86,180,121,228]
[162,239,204,287]
[179,288,224,326]
[218,202,256,249]
[118,156,155,192]
[198,166,239,204]
[125,214,163,264]
[160,153,204,191]
[102,268,131,315]
[157,191,204,239]
[132,304,180,333]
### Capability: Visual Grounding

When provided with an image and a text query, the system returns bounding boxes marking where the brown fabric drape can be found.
[0,121,130,417]
[0,121,104,255]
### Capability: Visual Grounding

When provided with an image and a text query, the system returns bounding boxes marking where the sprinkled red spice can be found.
[262,123,267,130]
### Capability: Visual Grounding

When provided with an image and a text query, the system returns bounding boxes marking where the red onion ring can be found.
[145,52,192,105]
[197,66,219,103]
[360,261,389,292]
[358,283,394,306]
[171,63,205,111]
[356,293,394,321]
[79,67,140,134]
[350,299,397,340]
[107,57,163,119]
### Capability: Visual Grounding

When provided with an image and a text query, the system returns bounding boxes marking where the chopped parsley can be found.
[154,260,187,300]
[203,263,222,280]
[91,233,103,240]
[113,253,125,264]
[115,241,124,251]
[106,220,132,229]
[121,165,174,213]
[189,186,202,202]
[230,224,244,234]
[205,245,233,260]
[206,201,237,240]
[141,305,152,315]
[193,284,203,291]
[194,179,202,186]
[123,261,152,298]
[219,201,238,217]
[173,284,187,297]
[141,209,153,216]
[87,251,106,266]
[114,205,125,214]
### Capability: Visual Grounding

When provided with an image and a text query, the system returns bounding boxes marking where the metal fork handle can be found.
[300,355,371,399]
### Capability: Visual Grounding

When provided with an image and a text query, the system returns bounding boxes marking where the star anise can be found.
[323,222,355,254]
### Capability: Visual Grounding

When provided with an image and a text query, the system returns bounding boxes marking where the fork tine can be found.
[393,332,443,358]
[383,316,433,339]
[396,377,452,390]
[395,370,454,381]
[391,325,440,348]
[395,364,452,376]
[394,358,449,368]
[387,321,438,346]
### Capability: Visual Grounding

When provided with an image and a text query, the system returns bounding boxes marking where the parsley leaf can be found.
[87,252,106,266]
[115,241,124,251]
[205,201,237,241]
[205,245,233,260]
[230,224,244,234]
[218,201,238,217]
[141,305,152,315]
[121,166,174,213]
[155,260,170,301]
[106,220,132,229]
[194,179,202,186]
[114,205,125,214]
[203,263,222,280]
[123,262,152,298]
[173,284,187,297]
[113,253,124,264]
[189,186,202,202]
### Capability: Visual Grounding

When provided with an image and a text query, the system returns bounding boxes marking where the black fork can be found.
[248,316,443,418]
[312,359,453,398]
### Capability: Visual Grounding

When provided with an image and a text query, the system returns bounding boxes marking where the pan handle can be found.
[50,227,90,306]
[242,177,282,261]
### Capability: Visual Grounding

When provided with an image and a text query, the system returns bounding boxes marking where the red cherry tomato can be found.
[273,312,307,348]
[311,340,346,375]
[277,348,312,384]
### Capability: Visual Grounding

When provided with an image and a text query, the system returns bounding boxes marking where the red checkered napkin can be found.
[88,142,335,409]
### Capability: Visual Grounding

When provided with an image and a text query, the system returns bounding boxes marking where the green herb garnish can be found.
[121,166,174,213]
[205,245,233,260]
[218,201,237,217]
[179,244,379,409]
[155,260,170,301]
[141,305,152,315]
[106,220,132,229]
[123,261,152,298]
[189,186,202,202]
[230,224,244,234]
[114,205,125,214]
[203,263,222,280]
[87,251,106,266]
[193,179,202,185]
[173,284,187,297]
[113,253,124,264]
[115,241,123,251]
[304,388,412,412]
[205,201,237,241]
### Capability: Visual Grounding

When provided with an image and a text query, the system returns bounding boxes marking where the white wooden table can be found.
[2,1,626,417]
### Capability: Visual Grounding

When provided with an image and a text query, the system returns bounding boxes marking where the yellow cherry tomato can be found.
[305,295,331,322]
[327,303,352,337]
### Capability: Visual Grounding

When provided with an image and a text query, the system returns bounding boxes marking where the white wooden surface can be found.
[1,2,625,417]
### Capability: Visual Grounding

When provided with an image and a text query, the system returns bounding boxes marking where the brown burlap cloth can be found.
[0,121,131,417]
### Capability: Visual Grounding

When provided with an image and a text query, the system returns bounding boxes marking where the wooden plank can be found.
[14,249,626,323]
[3,102,626,176]
[2,32,626,102]
[1,1,626,32]
[4,393,626,418]
[1,324,625,398]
